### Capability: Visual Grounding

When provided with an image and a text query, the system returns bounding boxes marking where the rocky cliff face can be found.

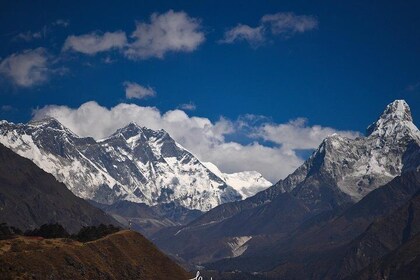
[274,100,420,211]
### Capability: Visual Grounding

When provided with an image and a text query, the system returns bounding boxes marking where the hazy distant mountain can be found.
[0,143,118,233]
[90,200,202,237]
[203,161,272,198]
[0,120,273,211]
[152,100,420,270]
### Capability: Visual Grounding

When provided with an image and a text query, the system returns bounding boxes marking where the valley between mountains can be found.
[1,100,420,279]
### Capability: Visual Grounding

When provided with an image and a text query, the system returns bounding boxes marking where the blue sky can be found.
[0,0,419,181]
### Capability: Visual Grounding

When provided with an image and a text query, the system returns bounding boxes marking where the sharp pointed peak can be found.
[366,100,416,137]
[381,100,412,122]
[123,121,143,130]
[108,122,143,139]
[107,121,173,141]
[26,117,80,137]
[28,117,65,128]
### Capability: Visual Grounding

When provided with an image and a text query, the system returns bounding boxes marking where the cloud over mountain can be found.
[32,101,359,182]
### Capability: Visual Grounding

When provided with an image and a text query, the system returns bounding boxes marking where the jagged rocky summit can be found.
[0,119,270,211]
[273,99,420,211]
[151,100,420,269]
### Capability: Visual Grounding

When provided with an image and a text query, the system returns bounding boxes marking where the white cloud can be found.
[179,102,196,111]
[59,10,204,59]
[15,20,68,42]
[0,48,50,87]
[62,31,127,55]
[15,31,43,42]
[123,81,156,99]
[253,118,359,152]
[53,19,70,27]
[221,12,318,47]
[125,10,205,59]
[32,101,359,182]
[261,12,318,35]
[219,24,264,47]
[102,56,116,64]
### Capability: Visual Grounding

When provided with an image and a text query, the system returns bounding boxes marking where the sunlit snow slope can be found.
[0,120,255,211]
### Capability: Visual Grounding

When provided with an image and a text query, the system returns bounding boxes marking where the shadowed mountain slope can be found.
[153,100,420,266]
[0,143,118,233]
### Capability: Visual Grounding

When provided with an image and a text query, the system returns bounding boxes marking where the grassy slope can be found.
[0,230,192,280]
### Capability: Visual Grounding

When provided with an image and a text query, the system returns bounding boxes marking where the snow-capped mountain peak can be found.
[203,162,272,198]
[380,99,412,122]
[0,118,250,211]
[107,122,144,140]
[274,100,420,210]
[366,100,419,140]
[28,117,78,136]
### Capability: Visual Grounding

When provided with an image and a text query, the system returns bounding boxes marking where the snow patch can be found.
[227,236,252,257]
[203,162,272,198]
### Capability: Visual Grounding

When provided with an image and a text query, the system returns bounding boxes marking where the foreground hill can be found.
[0,230,191,280]
[0,143,118,232]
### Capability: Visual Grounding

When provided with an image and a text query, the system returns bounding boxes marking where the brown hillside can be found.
[0,230,192,280]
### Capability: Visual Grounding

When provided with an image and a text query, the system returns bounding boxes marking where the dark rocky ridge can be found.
[0,143,118,233]
[354,232,420,280]
[203,170,420,279]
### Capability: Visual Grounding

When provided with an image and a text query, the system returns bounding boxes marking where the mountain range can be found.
[0,119,271,213]
[0,141,193,279]
[151,100,420,278]
[0,99,419,279]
